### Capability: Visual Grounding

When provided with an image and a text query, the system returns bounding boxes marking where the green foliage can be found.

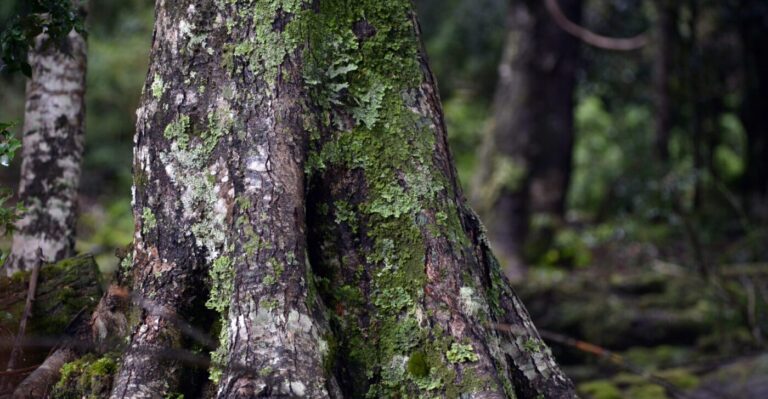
[0,191,24,237]
[76,200,134,274]
[569,96,630,215]
[414,0,506,98]
[0,122,23,263]
[418,89,491,192]
[0,122,21,167]
[525,217,592,268]
[84,5,153,192]
[0,0,86,76]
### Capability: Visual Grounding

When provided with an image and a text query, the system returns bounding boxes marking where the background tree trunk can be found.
[738,1,768,218]
[5,30,87,276]
[653,0,677,162]
[472,0,581,279]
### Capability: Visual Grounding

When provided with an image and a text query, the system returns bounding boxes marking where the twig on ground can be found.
[1,255,42,391]
[491,323,691,399]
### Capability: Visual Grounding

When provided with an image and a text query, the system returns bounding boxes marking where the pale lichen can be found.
[151,74,165,99]
[446,343,480,364]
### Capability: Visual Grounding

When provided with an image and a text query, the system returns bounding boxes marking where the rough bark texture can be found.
[472,0,581,279]
[108,0,575,398]
[111,1,336,397]
[5,30,87,276]
[303,2,576,398]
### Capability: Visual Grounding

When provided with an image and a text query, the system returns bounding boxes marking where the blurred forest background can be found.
[1,0,767,397]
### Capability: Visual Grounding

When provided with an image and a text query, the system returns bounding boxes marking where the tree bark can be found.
[472,0,581,279]
[303,2,576,397]
[105,0,575,398]
[110,1,336,397]
[5,29,87,276]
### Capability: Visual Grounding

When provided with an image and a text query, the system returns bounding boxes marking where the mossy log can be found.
[517,267,717,351]
[0,256,102,380]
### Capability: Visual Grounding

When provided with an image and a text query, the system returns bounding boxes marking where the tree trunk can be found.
[739,1,768,218]
[472,0,580,279]
[5,29,87,276]
[653,0,677,162]
[101,0,575,398]
[110,1,337,397]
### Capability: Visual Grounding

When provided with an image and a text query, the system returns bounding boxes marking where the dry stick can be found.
[539,329,691,399]
[1,258,42,392]
[0,365,39,376]
[491,323,691,399]
[5,262,41,371]
[544,0,648,51]
[10,307,90,398]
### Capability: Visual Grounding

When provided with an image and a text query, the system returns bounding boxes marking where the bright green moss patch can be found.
[446,342,479,364]
[407,351,429,378]
[1,256,102,338]
[151,73,165,99]
[163,115,191,150]
[205,255,234,384]
[205,256,233,314]
[141,207,156,235]
[53,353,118,398]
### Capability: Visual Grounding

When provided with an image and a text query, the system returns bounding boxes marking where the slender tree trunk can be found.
[653,0,676,162]
[739,1,768,218]
[5,30,87,276]
[102,0,575,398]
[472,0,580,279]
[688,0,705,209]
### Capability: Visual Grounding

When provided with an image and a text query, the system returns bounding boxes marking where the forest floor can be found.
[516,221,768,399]
[2,197,767,399]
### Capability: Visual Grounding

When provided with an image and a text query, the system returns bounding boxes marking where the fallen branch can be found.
[537,329,691,399]
[2,259,41,390]
[12,348,78,398]
[544,0,648,51]
[0,366,39,376]
[0,255,102,397]
[491,322,690,399]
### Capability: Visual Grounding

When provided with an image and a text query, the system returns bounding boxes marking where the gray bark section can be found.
[6,30,87,276]
[110,1,337,398]
[472,0,580,279]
